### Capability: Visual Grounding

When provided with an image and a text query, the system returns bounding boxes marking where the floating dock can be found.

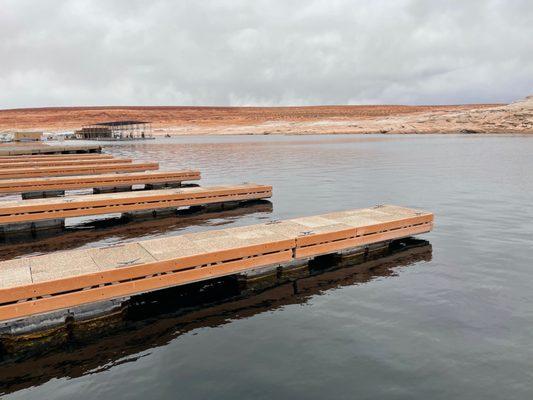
[0,144,102,156]
[0,154,114,162]
[0,205,433,323]
[0,238,430,363]
[0,184,272,230]
[0,170,201,196]
[0,162,159,179]
[0,158,132,168]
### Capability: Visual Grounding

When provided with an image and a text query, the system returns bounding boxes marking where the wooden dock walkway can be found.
[0,184,272,226]
[0,170,201,195]
[0,158,133,169]
[0,162,159,179]
[0,205,433,322]
[0,144,101,156]
[0,158,133,168]
[0,154,114,162]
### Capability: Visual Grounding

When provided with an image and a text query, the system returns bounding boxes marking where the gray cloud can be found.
[1,0,532,108]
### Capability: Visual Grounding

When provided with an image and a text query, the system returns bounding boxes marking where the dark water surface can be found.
[1,134,533,399]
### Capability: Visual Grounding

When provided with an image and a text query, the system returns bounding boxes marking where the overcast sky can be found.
[1,0,532,109]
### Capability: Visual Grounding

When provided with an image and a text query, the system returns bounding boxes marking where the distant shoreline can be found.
[0,97,531,135]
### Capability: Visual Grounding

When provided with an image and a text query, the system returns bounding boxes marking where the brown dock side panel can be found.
[0,184,272,224]
[0,162,159,179]
[0,170,201,194]
[0,205,433,322]
[0,158,133,168]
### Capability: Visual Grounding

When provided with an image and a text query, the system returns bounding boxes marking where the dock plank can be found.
[0,259,31,289]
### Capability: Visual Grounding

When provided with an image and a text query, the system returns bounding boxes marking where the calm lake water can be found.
[1,134,533,399]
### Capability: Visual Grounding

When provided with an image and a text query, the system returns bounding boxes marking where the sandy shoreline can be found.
[0,96,531,135]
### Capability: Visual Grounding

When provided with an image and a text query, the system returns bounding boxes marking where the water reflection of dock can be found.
[0,239,432,395]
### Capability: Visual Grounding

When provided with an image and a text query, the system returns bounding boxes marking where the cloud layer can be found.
[1,0,532,108]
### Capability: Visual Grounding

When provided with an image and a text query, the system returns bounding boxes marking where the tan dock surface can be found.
[0,205,433,322]
[0,154,114,162]
[0,162,159,179]
[0,144,101,156]
[0,170,201,194]
[0,158,132,168]
[0,183,271,224]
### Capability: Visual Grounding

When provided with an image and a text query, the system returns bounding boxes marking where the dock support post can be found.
[32,219,66,232]
[22,190,65,200]
[145,182,182,190]
[0,222,33,236]
[93,186,133,194]
[0,219,65,236]
[122,207,177,221]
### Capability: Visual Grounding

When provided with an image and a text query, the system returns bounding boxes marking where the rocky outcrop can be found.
[156,96,533,135]
[273,95,533,135]
[386,95,533,134]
